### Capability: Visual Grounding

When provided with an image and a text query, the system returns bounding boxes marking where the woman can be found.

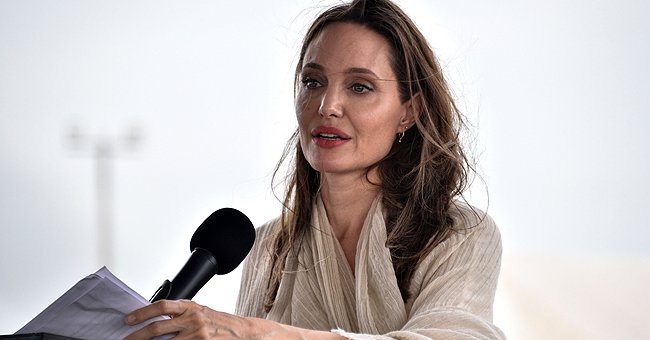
[125,0,504,338]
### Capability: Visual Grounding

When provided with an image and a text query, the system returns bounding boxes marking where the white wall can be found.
[1,0,648,338]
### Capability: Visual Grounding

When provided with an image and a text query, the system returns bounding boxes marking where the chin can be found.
[310,163,370,176]
[307,161,343,173]
[306,155,375,175]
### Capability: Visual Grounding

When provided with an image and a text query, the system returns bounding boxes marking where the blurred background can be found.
[1,0,648,338]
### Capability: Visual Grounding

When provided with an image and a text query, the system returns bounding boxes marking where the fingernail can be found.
[125,314,135,325]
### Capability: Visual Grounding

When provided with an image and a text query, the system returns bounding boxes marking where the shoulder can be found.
[248,217,280,262]
[255,217,278,241]
[235,217,280,317]
[410,202,502,294]
[446,201,501,253]
[449,201,498,233]
[405,202,503,319]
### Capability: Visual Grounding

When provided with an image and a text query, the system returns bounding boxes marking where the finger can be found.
[124,319,181,340]
[125,300,187,325]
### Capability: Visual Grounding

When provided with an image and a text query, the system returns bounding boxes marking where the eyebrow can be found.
[302,62,379,78]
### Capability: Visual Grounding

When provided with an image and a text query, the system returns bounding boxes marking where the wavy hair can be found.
[264,0,475,312]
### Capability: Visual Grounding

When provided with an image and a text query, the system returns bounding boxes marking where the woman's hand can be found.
[124,300,267,339]
[124,299,346,339]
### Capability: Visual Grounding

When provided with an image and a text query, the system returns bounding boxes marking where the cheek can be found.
[295,104,311,148]
[362,116,399,140]
[295,89,316,113]
[295,109,309,136]
[374,130,398,154]
[295,98,310,125]
[295,92,320,130]
[360,118,400,155]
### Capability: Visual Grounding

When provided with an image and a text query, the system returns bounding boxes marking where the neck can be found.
[319,170,379,242]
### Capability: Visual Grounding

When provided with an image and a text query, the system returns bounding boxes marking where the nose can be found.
[318,87,343,118]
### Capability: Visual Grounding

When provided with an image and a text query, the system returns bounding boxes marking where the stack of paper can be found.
[16,267,169,339]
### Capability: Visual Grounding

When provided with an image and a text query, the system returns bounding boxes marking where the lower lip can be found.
[312,136,350,149]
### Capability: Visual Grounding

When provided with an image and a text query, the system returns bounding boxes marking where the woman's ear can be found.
[399,94,421,132]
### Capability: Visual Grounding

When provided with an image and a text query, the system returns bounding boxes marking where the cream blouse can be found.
[235,195,505,339]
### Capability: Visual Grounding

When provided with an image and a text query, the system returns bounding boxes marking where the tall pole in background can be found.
[67,125,141,270]
[95,139,113,268]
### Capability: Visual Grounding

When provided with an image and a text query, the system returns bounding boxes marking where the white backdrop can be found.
[1,1,649,338]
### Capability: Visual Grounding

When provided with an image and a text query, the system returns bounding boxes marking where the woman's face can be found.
[296,22,413,178]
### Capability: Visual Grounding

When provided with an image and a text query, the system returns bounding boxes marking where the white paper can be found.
[16,267,170,340]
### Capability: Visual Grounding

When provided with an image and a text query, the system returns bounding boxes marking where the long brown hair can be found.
[264,0,475,312]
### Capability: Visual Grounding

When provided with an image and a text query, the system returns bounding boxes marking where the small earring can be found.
[398,130,405,143]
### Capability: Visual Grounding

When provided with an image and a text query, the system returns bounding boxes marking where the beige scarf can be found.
[266,195,407,333]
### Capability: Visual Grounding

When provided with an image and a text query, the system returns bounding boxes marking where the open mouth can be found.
[314,133,351,140]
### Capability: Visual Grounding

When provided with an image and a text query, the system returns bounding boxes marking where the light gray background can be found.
[1,1,648,338]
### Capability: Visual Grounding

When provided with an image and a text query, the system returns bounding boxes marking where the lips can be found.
[311,126,351,140]
[310,126,351,148]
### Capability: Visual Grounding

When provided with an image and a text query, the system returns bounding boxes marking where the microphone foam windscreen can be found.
[190,207,255,275]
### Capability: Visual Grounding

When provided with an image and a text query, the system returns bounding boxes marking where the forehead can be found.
[302,22,395,78]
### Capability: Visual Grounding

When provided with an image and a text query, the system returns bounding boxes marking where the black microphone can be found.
[150,207,255,302]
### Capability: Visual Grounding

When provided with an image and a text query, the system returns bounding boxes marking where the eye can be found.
[350,83,372,94]
[301,77,322,89]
